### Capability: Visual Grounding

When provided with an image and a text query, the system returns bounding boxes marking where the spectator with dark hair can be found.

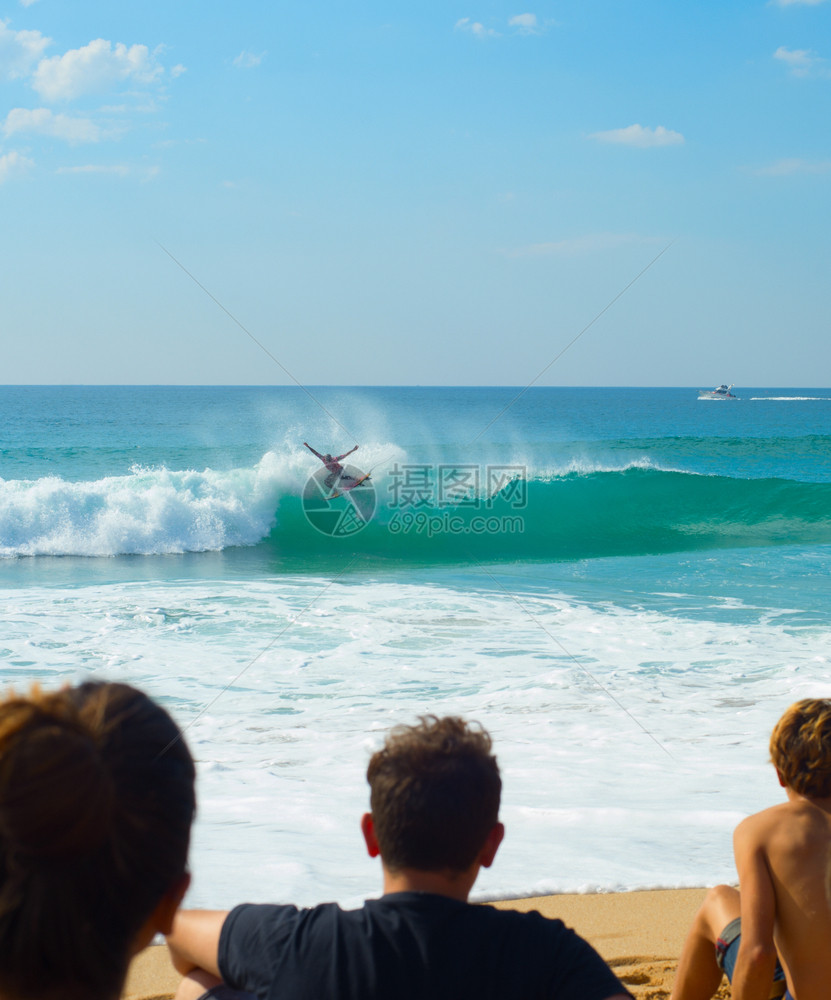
[0,680,196,1000]
[168,715,631,1000]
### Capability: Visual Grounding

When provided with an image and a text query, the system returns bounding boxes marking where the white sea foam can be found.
[0,447,688,558]
[0,461,283,557]
[0,444,400,558]
[534,455,684,478]
[3,567,828,907]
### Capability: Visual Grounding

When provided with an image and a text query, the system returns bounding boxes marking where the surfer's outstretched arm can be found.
[303,442,324,460]
[335,445,359,461]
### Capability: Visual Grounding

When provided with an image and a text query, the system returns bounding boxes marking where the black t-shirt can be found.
[219,892,631,1000]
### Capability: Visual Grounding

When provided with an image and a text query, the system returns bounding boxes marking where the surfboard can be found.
[329,472,371,499]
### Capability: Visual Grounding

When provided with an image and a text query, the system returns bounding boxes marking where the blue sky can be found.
[1,0,829,385]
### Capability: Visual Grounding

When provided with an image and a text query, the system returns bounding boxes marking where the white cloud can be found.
[233,50,265,69]
[56,163,160,182]
[771,0,828,6]
[32,38,163,101]
[509,13,538,33]
[56,163,129,175]
[0,149,34,181]
[754,157,831,175]
[455,18,498,38]
[505,233,648,257]
[0,18,51,80]
[171,63,186,77]
[19,0,40,6]
[774,45,811,66]
[589,123,685,147]
[773,45,829,76]
[152,136,206,150]
[3,106,103,142]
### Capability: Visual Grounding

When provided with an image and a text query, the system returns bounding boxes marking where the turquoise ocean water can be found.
[2,385,830,907]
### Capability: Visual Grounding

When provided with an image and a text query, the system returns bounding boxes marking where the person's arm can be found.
[166,909,229,977]
[335,445,358,461]
[304,442,324,460]
[731,815,779,1000]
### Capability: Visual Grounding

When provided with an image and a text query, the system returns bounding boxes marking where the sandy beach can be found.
[123,887,733,999]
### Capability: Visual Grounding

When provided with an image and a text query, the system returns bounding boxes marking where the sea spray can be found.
[3,461,830,562]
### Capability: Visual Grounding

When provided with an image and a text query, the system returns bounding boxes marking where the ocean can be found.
[2,384,830,908]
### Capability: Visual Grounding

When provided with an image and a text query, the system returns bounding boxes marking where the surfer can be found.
[304,442,360,490]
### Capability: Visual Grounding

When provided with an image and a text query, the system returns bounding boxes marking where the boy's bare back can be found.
[735,793,831,1000]
[673,701,831,1000]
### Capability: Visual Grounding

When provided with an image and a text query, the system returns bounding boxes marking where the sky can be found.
[1,0,829,386]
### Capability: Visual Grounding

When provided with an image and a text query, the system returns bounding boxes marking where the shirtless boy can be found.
[167,715,632,1000]
[671,698,831,1000]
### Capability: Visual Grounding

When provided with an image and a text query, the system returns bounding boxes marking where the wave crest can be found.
[0,457,286,557]
[3,459,830,562]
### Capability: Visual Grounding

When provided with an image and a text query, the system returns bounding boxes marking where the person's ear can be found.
[479,822,504,869]
[154,872,192,936]
[130,872,191,956]
[776,768,787,788]
[361,812,380,858]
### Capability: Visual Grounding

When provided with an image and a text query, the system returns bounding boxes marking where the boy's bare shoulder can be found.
[735,800,791,835]
[736,797,831,856]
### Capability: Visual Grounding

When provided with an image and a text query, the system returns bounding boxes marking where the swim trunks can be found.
[715,917,791,1000]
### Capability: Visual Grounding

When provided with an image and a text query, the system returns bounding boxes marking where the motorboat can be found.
[698,384,737,400]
